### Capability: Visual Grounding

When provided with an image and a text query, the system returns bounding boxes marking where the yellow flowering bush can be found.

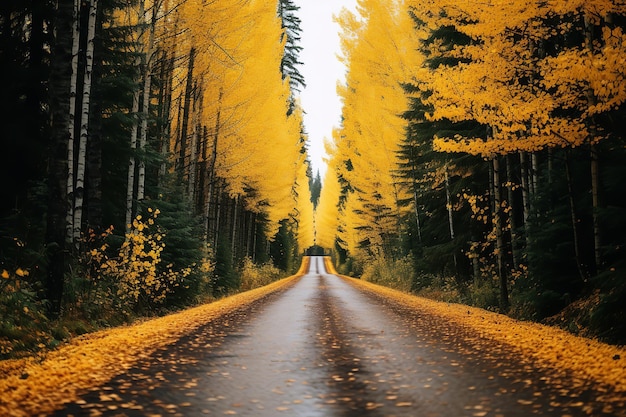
[93,209,192,310]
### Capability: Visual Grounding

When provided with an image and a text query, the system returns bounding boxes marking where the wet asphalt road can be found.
[54,256,617,416]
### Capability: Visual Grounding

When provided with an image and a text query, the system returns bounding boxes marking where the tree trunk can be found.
[506,154,519,268]
[86,4,104,230]
[584,14,602,275]
[565,149,587,282]
[178,47,196,178]
[73,0,98,248]
[492,157,509,311]
[444,164,458,273]
[46,0,74,318]
[125,93,139,232]
[409,148,422,244]
[444,164,455,241]
[125,0,146,232]
[231,197,239,262]
[531,153,539,199]
[188,81,200,203]
[590,144,601,272]
[204,89,222,242]
[66,0,81,243]
[137,2,157,201]
[519,151,531,234]
[158,50,174,180]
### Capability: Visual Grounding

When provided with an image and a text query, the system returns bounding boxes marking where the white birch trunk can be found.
[137,3,158,201]
[66,0,81,243]
[72,0,98,247]
[125,0,145,232]
[125,90,140,232]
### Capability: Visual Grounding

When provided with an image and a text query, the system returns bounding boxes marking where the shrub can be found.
[361,255,415,293]
[238,257,284,291]
[92,209,192,313]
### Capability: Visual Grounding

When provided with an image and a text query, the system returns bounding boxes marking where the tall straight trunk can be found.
[125,89,140,231]
[506,154,519,268]
[197,126,207,214]
[178,47,196,176]
[444,164,458,272]
[72,0,98,248]
[413,187,423,244]
[87,4,104,229]
[137,2,157,201]
[531,153,539,198]
[565,150,587,282]
[584,15,603,273]
[66,0,81,243]
[87,103,103,229]
[409,149,422,244]
[47,0,74,318]
[519,151,530,224]
[590,144,601,271]
[444,164,455,241]
[231,197,238,262]
[492,157,509,311]
[214,184,222,249]
[204,89,222,241]
[159,51,175,179]
[188,82,200,203]
[125,0,146,232]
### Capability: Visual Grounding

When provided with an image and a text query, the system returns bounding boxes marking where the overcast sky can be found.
[296,0,358,179]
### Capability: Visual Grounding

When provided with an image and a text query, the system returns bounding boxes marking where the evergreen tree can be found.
[310,170,322,209]
[278,0,305,94]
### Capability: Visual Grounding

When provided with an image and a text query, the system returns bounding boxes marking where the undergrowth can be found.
[0,212,288,360]
[338,255,625,345]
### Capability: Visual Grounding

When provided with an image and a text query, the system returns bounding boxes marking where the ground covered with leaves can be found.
[1,258,624,416]
[0,266,305,416]
[325,259,626,414]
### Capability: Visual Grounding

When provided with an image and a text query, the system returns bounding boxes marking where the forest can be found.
[2,0,626,360]
[316,0,626,344]
[0,0,316,357]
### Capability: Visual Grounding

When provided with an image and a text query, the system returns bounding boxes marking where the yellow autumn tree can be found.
[403,0,626,156]
[165,0,310,243]
[332,0,417,260]
[315,158,342,250]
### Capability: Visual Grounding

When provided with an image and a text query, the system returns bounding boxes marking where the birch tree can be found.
[72,0,99,247]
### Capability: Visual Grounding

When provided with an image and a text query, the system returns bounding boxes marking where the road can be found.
[54,256,614,416]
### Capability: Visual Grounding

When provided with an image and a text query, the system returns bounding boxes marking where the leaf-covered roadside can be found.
[324,259,626,412]
[0,268,304,417]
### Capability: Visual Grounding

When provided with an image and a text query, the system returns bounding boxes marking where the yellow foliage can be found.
[331,0,416,258]
[91,211,191,307]
[408,0,626,157]
[315,167,342,249]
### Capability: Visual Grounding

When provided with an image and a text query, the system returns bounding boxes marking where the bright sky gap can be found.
[297,0,358,179]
